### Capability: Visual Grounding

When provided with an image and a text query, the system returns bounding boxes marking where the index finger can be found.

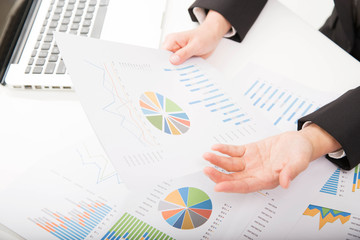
[214,178,267,193]
[211,144,246,157]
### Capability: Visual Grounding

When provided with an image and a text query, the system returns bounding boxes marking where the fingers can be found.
[211,144,246,157]
[163,31,204,65]
[203,167,235,183]
[214,178,266,193]
[279,165,292,189]
[162,33,182,52]
[204,167,275,193]
[170,43,197,65]
[203,152,245,172]
[162,33,194,65]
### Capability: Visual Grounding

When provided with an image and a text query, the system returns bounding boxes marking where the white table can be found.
[1,0,359,239]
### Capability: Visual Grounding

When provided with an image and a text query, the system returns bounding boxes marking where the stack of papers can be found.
[0,34,358,239]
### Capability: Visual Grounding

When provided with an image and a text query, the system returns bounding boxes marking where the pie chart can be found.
[158,187,212,230]
[139,92,190,135]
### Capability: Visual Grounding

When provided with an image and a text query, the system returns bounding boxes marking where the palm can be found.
[203,131,313,193]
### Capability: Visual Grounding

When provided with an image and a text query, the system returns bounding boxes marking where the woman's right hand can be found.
[162,10,231,65]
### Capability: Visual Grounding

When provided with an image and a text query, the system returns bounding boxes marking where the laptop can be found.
[0,0,167,90]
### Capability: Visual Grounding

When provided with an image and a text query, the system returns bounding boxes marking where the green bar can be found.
[115,214,134,237]
[126,219,141,238]
[137,225,150,239]
[117,216,136,237]
[132,222,146,239]
[158,232,166,240]
[112,213,130,234]
[147,227,156,239]
[108,212,128,232]
[106,213,173,240]
[152,230,161,240]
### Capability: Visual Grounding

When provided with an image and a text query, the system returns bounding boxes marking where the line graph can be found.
[303,204,351,230]
[76,144,122,184]
[85,60,159,148]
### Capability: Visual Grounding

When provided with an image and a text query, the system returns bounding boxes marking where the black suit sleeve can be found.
[188,0,268,42]
[298,87,360,170]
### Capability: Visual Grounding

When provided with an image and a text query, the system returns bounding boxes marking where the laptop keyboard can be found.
[25,0,100,75]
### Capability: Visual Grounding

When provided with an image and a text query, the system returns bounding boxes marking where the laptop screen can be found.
[0,0,35,84]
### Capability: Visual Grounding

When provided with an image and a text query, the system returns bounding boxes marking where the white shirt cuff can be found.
[302,121,346,159]
[193,7,237,38]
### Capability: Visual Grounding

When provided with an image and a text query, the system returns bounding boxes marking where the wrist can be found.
[299,123,342,161]
[201,10,231,40]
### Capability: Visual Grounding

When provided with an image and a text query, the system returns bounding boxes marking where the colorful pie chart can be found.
[158,187,212,230]
[139,92,190,135]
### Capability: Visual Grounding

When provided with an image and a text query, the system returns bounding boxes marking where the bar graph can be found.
[232,64,336,132]
[29,198,112,240]
[101,212,173,240]
[352,165,359,192]
[319,164,360,198]
[164,65,252,127]
[320,168,340,195]
[243,79,319,130]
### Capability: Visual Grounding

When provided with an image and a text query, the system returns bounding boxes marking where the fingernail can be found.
[170,54,180,64]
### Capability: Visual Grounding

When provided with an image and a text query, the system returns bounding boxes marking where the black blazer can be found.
[188,0,360,170]
[189,0,360,61]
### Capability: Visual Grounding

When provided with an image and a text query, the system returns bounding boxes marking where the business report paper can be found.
[56,33,278,187]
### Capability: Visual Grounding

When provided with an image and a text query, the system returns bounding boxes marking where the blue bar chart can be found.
[320,164,360,198]
[232,64,335,131]
[242,79,319,130]
[320,168,340,195]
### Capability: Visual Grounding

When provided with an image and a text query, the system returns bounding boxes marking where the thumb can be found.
[170,43,197,65]
[279,165,293,189]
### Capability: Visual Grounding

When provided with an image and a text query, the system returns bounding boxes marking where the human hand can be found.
[162,10,231,65]
[203,124,341,193]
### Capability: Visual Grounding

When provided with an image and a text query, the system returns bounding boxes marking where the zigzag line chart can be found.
[76,145,122,184]
[84,60,159,148]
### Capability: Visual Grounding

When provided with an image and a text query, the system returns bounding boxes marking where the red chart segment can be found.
[139,92,190,135]
[158,187,212,230]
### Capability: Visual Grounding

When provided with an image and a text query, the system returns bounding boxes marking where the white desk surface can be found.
[0,0,359,239]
